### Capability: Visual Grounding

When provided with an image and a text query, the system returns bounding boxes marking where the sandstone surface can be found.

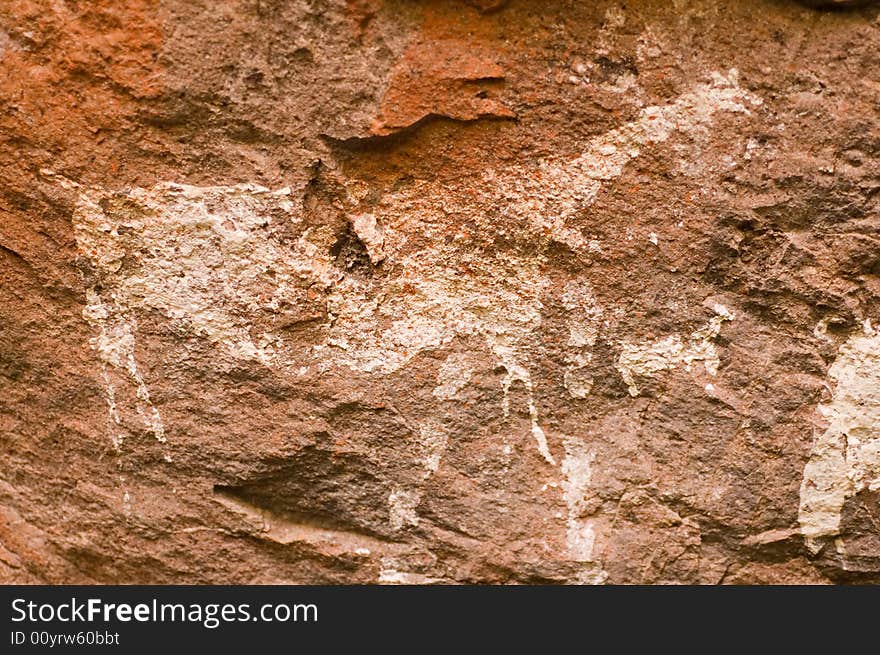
[2,0,880,584]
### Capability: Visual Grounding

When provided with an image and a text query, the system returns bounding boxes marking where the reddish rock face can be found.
[1,0,879,584]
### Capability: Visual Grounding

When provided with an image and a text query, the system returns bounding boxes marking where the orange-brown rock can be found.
[2,0,880,584]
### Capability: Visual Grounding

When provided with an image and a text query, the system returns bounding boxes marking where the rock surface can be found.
[2,0,880,584]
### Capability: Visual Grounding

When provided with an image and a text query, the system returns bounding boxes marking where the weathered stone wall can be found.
[1,0,879,584]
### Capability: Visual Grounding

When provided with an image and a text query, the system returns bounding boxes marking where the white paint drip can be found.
[82,291,165,443]
[100,368,125,451]
[799,320,880,553]
[490,339,555,465]
[616,304,734,397]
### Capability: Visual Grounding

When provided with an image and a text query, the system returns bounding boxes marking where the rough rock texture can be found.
[2,0,880,584]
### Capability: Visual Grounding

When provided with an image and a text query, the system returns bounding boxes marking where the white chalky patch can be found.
[433,353,475,400]
[386,420,449,531]
[74,182,320,367]
[351,212,386,264]
[73,183,319,447]
[82,291,165,443]
[561,280,603,399]
[388,486,421,530]
[616,304,734,397]
[799,321,880,553]
[378,556,442,584]
[561,436,608,584]
[419,421,449,475]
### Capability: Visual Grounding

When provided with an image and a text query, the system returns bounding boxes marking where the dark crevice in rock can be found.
[330,222,374,276]
[212,447,396,540]
[319,112,517,152]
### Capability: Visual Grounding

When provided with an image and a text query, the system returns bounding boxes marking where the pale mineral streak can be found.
[799,321,880,553]
[388,487,421,531]
[561,280,603,399]
[616,304,735,397]
[378,556,443,585]
[82,291,165,444]
[432,353,475,400]
[387,421,448,532]
[487,69,760,252]
[561,436,608,584]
